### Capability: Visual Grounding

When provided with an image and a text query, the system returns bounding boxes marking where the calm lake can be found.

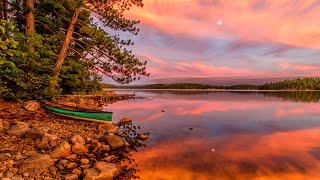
[106,90,320,180]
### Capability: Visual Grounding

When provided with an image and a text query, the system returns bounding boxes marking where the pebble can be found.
[80,158,90,165]
[23,173,30,177]
[66,162,78,170]
[72,168,82,175]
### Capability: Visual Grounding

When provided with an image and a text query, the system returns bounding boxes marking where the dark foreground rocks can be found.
[0,100,149,180]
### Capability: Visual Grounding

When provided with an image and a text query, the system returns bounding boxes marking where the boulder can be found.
[25,129,43,140]
[98,123,118,134]
[72,142,89,155]
[99,135,124,149]
[23,100,40,112]
[18,154,54,173]
[7,122,30,136]
[49,141,72,159]
[71,135,86,145]
[83,162,120,180]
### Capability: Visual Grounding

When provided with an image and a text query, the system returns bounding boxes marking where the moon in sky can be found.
[217,20,223,25]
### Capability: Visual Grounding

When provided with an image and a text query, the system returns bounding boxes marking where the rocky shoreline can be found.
[0,100,148,180]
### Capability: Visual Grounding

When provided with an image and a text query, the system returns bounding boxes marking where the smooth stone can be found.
[83,162,120,180]
[99,135,124,149]
[49,141,72,159]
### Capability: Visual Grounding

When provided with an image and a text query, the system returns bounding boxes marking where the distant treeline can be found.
[102,78,320,90]
[258,77,320,90]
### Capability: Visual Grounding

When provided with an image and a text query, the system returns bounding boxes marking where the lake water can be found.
[106,90,320,180]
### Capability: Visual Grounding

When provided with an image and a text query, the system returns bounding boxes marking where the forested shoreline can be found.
[111,77,320,90]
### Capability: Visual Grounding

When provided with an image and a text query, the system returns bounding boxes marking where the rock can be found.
[0,119,3,131]
[80,158,90,165]
[8,167,18,175]
[72,142,89,155]
[23,173,30,177]
[24,138,34,145]
[49,141,72,159]
[0,154,9,161]
[102,155,117,163]
[64,102,77,107]
[119,118,132,125]
[36,140,50,151]
[7,122,30,136]
[18,154,54,173]
[84,162,120,180]
[66,162,78,170]
[65,154,77,160]
[10,176,24,180]
[99,135,124,149]
[72,168,82,175]
[24,151,38,157]
[24,129,44,140]
[64,174,79,180]
[98,123,118,133]
[90,140,102,153]
[56,164,64,170]
[101,145,110,152]
[23,100,40,112]
[6,171,14,178]
[71,135,86,145]
[139,134,149,140]
[48,165,57,174]
[80,164,91,169]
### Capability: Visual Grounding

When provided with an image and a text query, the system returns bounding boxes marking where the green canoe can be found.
[42,101,113,122]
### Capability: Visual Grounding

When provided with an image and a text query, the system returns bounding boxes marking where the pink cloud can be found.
[126,0,320,49]
[278,62,320,76]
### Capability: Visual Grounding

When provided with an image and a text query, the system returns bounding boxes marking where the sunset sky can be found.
[110,0,320,83]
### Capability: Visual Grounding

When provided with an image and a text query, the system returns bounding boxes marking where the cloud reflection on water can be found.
[107,91,320,179]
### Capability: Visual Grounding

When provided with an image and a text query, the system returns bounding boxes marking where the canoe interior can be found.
[42,101,112,122]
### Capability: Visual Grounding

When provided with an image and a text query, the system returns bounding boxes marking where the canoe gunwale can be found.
[41,101,113,114]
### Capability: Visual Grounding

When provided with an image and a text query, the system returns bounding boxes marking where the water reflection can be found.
[106,91,320,179]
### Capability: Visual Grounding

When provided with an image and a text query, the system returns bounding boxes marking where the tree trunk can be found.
[2,0,7,20]
[0,1,3,20]
[48,7,81,93]
[25,0,35,56]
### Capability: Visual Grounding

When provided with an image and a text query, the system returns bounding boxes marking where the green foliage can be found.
[0,0,148,100]
[259,78,320,90]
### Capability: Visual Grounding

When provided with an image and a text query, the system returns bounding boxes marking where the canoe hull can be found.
[43,103,112,122]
